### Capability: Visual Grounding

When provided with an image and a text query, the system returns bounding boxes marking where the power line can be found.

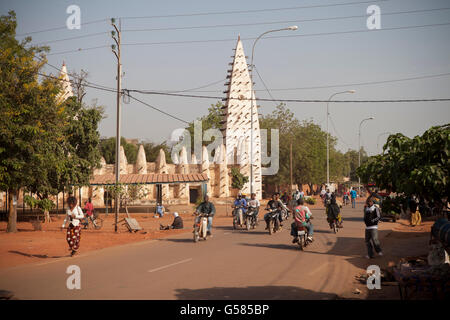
[329,116,352,148]
[42,21,450,56]
[122,22,450,47]
[16,0,387,37]
[126,94,190,124]
[17,18,109,36]
[163,78,227,93]
[127,89,450,103]
[33,32,109,45]
[26,6,450,47]
[253,65,280,108]
[121,7,450,33]
[120,0,389,20]
[45,45,111,56]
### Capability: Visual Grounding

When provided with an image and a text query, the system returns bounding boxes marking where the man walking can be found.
[364,197,383,259]
[350,187,357,208]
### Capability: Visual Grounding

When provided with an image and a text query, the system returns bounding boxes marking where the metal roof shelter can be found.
[89,173,209,186]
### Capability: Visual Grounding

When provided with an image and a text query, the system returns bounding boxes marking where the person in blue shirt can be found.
[350,188,357,208]
[154,203,165,218]
[232,193,247,225]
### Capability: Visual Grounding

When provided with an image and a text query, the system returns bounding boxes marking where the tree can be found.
[0,11,56,232]
[0,11,103,231]
[104,183,147,216]
[143,141,172,163]
[231,167,249,191]
[185,101,223,152]
[99,137,138,164]
[357,124,449,212]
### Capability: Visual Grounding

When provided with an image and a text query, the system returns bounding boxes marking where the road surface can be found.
[0,203,390,299]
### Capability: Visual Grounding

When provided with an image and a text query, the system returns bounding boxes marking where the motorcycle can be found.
[265,208,281,235]
[330,219,339,234]
[296,219,313,251]
[193,212,211,242]
[232,205,246,229]
[245,207,258,230]
[280,206,290,221]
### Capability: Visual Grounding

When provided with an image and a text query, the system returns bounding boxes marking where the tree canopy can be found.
[0,11,103,231]
[357,124,449,209]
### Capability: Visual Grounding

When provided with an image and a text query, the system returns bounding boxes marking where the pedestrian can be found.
[154,203,165,218]
[82,197,94,229]
[160,212,184,230]
[350,187,357,208]
[364,197,383,259]
[62,196,84,257]
[409,197,421,226]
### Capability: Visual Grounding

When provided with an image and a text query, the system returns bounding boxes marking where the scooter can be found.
[193,212,211,242]
[265,208,281,235]
[232,205,246,229]
[245,207,258,230]
[296,222,312,251]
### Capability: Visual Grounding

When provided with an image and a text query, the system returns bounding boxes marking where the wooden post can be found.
[290,142,293,193]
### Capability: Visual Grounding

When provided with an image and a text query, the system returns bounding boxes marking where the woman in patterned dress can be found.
[62,196,84,256]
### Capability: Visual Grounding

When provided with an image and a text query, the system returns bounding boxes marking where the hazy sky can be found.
[2,0,450,156]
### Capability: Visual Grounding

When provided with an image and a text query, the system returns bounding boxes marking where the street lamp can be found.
[377,132,391,154]
[326,90,355,188]
[358,117,374,195]
[249,25,298,195]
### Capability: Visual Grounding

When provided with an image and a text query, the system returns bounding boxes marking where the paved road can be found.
[0,203,390,299]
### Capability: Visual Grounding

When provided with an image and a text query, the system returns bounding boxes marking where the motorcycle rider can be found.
[232,193,247,225]
[264,193,284,230]
[247,192,260,224]
[327,193,343,228]
[195,195,216,236]
[291,198,314,243]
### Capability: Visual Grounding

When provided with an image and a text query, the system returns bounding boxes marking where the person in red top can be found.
[82,198,94,229]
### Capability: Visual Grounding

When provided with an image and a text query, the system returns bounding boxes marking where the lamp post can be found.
[249,25,298,196]
[358,117,374,195]
[377,131,391,154]
[326,90,355,188]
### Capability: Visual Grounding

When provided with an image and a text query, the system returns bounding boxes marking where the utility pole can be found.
[111,18,122,233]
[290,141,293,193]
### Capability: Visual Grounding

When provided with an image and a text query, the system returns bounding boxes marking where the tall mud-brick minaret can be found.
[221,36,262,199]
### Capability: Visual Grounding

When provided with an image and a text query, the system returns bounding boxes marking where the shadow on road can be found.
[157,238,193,243]
[175,285,338,300]
[8,250,66,259]
[214,226,234,231]
[239,243,298,252]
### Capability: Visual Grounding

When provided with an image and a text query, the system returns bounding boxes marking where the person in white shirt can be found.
[248,193,260,223]
[62,196,85,256]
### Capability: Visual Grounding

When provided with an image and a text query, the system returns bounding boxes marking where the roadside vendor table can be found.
[393,264,450,300]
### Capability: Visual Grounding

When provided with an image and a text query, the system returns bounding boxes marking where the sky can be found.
[1,0,450,156]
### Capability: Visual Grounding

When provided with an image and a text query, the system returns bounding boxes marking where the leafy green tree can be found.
[0,11,102,231]
[143,141,172,163]
[231,167,249,190]
[0,11,56,232]
[357,124,449,211]
[99,137,138,164]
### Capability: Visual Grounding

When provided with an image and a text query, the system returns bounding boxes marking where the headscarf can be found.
[173,212,179,218]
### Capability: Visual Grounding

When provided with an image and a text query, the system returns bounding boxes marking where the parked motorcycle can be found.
[193,212,211,242]
[265,208,281,235]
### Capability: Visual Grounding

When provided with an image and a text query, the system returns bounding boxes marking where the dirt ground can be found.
[340,218,439,300]
[0,198,327,270]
